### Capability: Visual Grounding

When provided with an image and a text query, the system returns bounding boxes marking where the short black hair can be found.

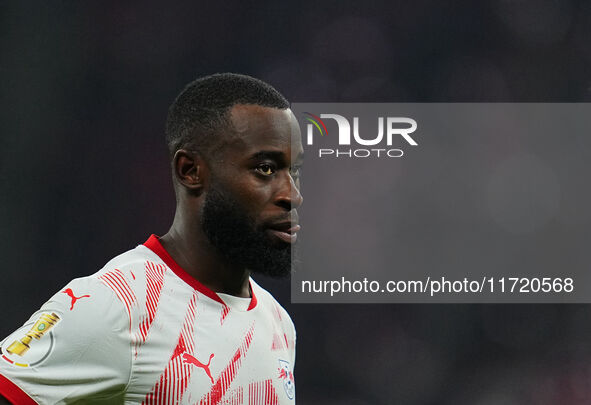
[165,73,289,160]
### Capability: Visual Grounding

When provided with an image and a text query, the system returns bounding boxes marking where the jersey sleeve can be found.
[0,276,132,404]
[286,312,296,368]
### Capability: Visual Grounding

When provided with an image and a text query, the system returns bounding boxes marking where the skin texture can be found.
[160,104,304,298]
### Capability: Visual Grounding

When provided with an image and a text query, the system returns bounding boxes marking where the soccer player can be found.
[0,73,302,404]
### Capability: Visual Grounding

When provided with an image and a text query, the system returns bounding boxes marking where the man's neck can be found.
[159,219,251,298]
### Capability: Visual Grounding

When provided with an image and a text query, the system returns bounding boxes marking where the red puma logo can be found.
[182,352,215,384]
[62,288,90,310]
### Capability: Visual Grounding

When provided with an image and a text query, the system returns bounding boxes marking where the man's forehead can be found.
[222,104,301,151]
[229,104,295,133]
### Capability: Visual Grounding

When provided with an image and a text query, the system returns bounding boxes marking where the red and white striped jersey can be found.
[0,235,296,404]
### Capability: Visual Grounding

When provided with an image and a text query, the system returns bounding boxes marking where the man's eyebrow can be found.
[248,151,286,162]
[248,150,304,166]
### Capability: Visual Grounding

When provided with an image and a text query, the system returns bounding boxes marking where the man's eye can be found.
[256,164,275,176]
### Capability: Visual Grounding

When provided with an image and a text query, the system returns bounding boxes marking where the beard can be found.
[201,182,296,278]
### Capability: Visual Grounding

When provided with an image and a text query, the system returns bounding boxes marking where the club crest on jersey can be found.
[277,359,295,399]
[0,312,60,368]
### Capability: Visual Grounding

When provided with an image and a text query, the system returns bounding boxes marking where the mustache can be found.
[261,211,299,228]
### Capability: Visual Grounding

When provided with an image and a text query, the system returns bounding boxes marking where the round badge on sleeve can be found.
[0,312,61,368]
[277,359,295,400]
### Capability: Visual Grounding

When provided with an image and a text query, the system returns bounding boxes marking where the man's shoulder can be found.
[93,243,158,277]
[84,242,167,290]
[53,242,166,321]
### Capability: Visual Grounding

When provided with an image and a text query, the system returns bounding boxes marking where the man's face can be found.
[201,105,304,277]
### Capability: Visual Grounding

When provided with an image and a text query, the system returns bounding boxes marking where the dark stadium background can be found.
[2,1,591,403]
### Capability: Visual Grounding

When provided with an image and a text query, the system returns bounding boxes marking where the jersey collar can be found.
[143,234,258,311]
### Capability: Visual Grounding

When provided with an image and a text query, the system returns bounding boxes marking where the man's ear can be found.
[172,149,208,194]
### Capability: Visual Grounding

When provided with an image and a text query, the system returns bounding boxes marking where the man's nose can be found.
[275,172,303,210]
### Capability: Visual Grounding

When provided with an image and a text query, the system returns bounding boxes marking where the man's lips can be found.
[267,223,301,244]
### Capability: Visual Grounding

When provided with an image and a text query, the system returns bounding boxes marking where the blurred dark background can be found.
[2,1,591,403]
